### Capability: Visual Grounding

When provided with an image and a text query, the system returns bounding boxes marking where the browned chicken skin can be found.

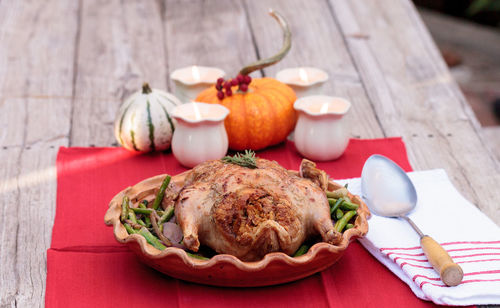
[169,158,341,261]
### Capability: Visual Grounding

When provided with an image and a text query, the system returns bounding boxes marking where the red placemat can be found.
[46,138,438,307]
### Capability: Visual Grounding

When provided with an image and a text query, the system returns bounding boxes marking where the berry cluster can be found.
[215,74,252,100]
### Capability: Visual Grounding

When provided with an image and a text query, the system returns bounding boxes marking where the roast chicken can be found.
[163,158,342,261]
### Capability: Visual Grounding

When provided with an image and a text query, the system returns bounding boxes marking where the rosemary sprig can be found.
[221,150,258,169]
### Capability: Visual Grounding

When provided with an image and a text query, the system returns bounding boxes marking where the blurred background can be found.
[415,0,500,127]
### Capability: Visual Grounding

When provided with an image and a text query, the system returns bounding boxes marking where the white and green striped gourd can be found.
[114,83,181,152]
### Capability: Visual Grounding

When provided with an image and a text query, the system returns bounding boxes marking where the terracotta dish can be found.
[104,171,370,287]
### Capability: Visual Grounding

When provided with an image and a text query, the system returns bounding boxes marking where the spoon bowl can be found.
[361,154,417,217]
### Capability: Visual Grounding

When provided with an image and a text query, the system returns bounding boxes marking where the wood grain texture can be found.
[243,0,383,139]
[163,0,261,87]
[481,127,500,162]
[420,8,500,128]
[70,0,167,147]
[0,1,78,306]
[0,1,76,98]
[328,0,500,223]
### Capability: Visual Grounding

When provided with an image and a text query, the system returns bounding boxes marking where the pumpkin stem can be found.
[238,9,291,76]
[142,82,153,94]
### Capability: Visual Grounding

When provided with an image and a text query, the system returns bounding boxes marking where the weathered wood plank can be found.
[243,0,383,139]
[0,147,23,307]
[70,0,167,147]
[328,0,500,224]
[420,7,500,132]
[481,127,500,162]
[163,0,261,88]
[0,1,76,98]
[10,99,69,307]
[0,0,78,306]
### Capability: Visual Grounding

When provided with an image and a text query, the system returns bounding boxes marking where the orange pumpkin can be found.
[196,10,297,151]
[196,78,296,150]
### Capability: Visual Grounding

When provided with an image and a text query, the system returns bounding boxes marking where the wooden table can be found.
[0,0,498,306]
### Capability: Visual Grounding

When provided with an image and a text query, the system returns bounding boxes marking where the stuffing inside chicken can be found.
[163,158,341,261]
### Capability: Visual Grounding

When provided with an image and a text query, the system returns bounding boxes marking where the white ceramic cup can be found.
[276,67,328,98]
[170,66,225,103]
[171,102,229,168]
[293,95,351,161]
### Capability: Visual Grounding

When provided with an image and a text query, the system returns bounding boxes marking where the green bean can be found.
[334,210,357,233]
[139,200,148,209]
[137,219,147,227]
[346,223,354,230]
[120,196,129,222]
[144,215,151,228]
[329,198,344,216]
[326,187,348,199]
[128,210,138,224]
[293,244,309,257]
[340,200,359,211]
[130,208,153,215]
[139,227,166,250]
[186,252,209,260]
[124,223,136,234]
[153,175,171,210]
[159,206,175,225]
[335,208,344,220]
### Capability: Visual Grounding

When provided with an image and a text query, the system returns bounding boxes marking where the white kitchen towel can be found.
[335,169,500,306]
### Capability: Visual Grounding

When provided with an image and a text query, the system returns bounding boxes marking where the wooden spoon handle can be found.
[420,235,463,286]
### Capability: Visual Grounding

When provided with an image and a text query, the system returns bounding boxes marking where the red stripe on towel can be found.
[380,240,500,252]
[465,270,500,276]
[393,253,500,268]
[387,252,426,257]
[453,253,500,259]
[413,270,500,283]
[386,246,500,257]
[458,259,500,265]
[399,262,433,269]
[420,279,500,288]
[380,246,421,251]
[395,257,428,263]
[413,275,441,282]
[399,258,500,269]
[441,241,500,246]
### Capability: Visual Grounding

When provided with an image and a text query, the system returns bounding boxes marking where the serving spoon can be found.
[361,154,463,287]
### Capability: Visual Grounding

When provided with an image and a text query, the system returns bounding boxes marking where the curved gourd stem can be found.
[238,9,291,76]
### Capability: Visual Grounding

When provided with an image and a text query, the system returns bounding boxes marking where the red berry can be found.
[236,74,244,84]
[216,78,224,85]
[243,75,251,84]
[239,83,248,92]
[215,83,222,91]
[217,91,224,100]
[226,88,233,96]
[231,79,239,86]
[224,81,231,90]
